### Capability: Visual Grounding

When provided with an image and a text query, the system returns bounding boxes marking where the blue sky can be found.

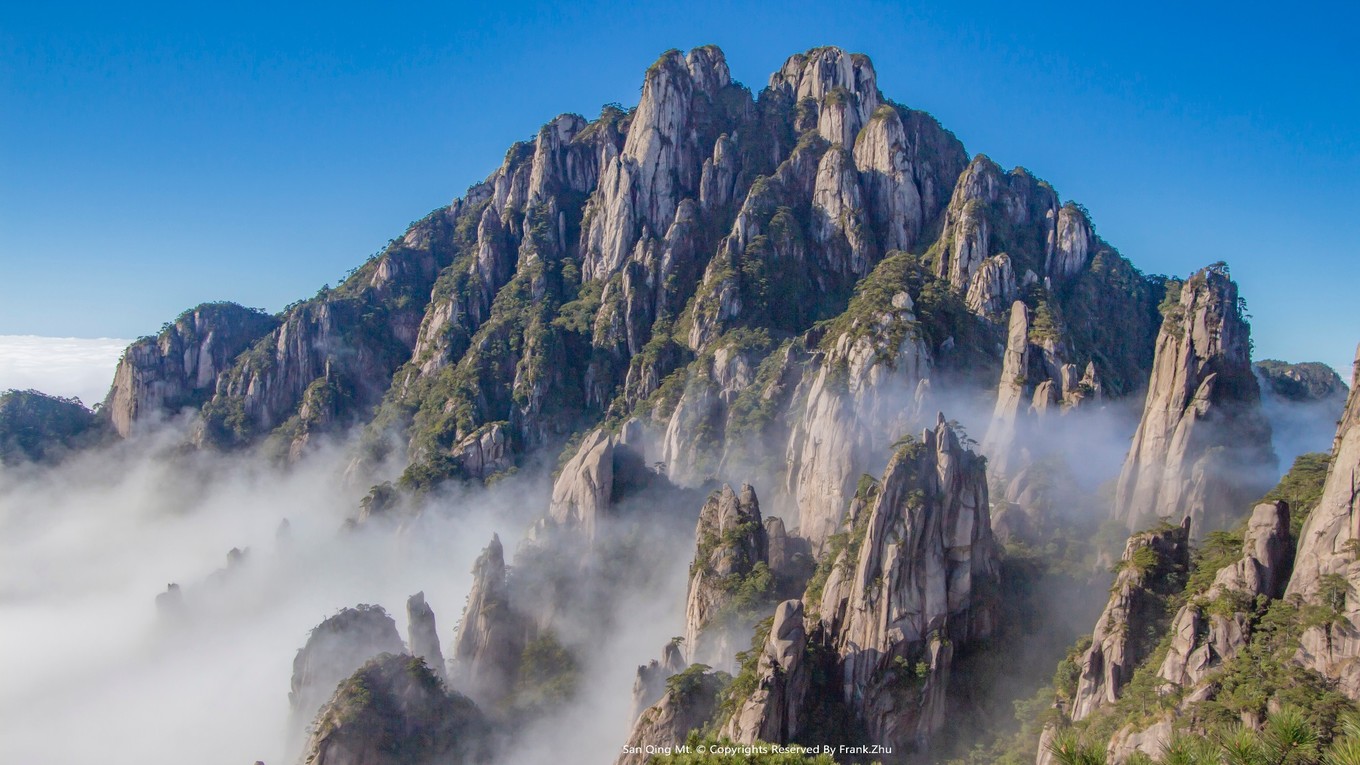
[2,1,1357,375]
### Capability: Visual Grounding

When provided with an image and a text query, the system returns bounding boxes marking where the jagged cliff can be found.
[74,42,1332,764]
[1157,501,1291,689]
[97,43,1168,524]
[1285,344,1360,695]
[104,302,277,436]
[1113,265,1275,533]
[406,591,446,683]
[687,414,1000,754]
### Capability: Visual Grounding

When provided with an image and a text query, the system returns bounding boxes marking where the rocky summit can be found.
[9,41,1358,765]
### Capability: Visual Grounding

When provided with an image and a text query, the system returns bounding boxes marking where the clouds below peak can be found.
[0,335,129,407]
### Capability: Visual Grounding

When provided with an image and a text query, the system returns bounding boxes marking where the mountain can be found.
[14,43,1358,765]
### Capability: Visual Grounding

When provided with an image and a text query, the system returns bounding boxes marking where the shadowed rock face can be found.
[1285,344,1360,697]
[300,653,490,765]
[823,413,998,749]
[1113,266,1275,534]
[406,592,445,683]
[1070,520,1190,721]
[722,599,811,745]
[289,606,405,745]
[451,535,524,710]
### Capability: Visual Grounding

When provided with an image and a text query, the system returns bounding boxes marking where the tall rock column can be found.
[683,484,770,669]
[814,414,999,750]
[451,535,524,709]
[407,591,447,683]
[1112,266,1275,533]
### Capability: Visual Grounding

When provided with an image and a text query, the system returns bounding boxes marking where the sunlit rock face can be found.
[1113,266,1275,535]
[1286,344,1360,698]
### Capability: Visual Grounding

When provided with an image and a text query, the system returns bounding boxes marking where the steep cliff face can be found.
[1070,521,1190,721]
[1113,266,1275,533]
[929,155,1080,304]
[451,535,524,710]
[406,591,446,684]
[198,210,455,455]
[1157,501,1291,688]
[105,302,278,436]
[289,606,406,742]
[300,654,490,765]
[782,253,936,550]
[547,423,653,540]
[1285,344,1360,696]
[112,43,1167,513]
[683,483,771,669]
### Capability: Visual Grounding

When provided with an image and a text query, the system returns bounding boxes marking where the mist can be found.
[0,417,703,765]
[0,335,129,405]
[1255,369,1350,471]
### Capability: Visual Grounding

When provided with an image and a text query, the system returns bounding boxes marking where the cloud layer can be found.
[0,335,129,406]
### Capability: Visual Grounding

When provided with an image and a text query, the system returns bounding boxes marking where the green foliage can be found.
[514,630,579,712]
[665,663,714,703]
[0,389,101,464]
[1158,278,1186,336]
[1261,452,1332,536]
[1184,530,1245,599]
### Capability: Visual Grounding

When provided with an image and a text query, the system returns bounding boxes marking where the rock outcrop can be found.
[1113,266,1275,533]
[683,483,769,668]
[1157,501,1291,688]
[1284,344,1360,696]
[548,425,652,539]
[289,605,405,741]
[720,415,999,753]
[629,641,687,722]
[406,591,446,683]
[582,47,731,282]
[1070,520,1191,721]
[300,653,490,765]
[104,302,277,437]
[617,669,726,765]
[982,301,1035,476]
[451,535,524,709]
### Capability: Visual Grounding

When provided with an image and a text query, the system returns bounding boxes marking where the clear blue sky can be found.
[2,1,1357,375]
